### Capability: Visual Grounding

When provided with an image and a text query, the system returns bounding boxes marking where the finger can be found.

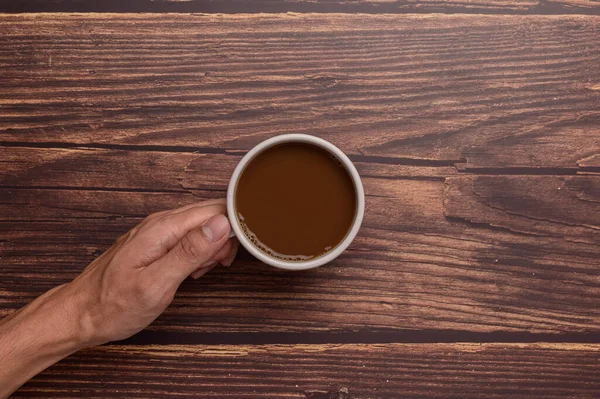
[163,199,226,217]
[187,238,237,278]
[149,214,231,283]
[127,199,226,242]
[220,238,239,267]
[161,202,227,243]
[190,262,219,280]
[126,211,168,241]
[143,203,227,251]
[190,261,216,279]
[119,203,228,268]
[148,199,226,221]
[210,238,235,265]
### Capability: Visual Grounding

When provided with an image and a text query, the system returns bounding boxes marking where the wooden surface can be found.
[0,6,599,399]
[11,344,600,398]
[2,0,599,14]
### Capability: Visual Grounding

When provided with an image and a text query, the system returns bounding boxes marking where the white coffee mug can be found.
[226,134,365,271]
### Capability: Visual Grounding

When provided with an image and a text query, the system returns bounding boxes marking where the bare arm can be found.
[0,285,87,397]
[0,199,238,398]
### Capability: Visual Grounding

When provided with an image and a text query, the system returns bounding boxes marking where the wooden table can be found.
[1,0,599,397]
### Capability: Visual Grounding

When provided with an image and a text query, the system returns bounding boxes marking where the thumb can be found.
[151,214,231,283]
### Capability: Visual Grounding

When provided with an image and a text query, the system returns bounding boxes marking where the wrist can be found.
[47,282,104,349]
[0,284,88,398]
[11,283,88,353]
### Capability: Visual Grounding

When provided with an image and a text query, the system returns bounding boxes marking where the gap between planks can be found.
[113,329,600,346]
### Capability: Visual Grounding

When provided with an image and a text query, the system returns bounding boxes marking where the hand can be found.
[0,200,238,398]
[64,199,239,346]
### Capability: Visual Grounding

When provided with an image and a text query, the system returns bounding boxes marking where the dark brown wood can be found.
[2,174,599,334]
[0,148,454,191]
[444,175,600,244]
[13,343,600,398]
[1,12,599,335]
[1,11,600,399]
[1,0,599,14]
[1,14,598,169]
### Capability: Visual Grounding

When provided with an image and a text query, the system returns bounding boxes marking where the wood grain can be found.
[1,0,599,14]
[1,14,599,170]
[2,176,599,335]
[444,175,600,244]
[12,343,600,398]
[0,148,454,192]
[2,10,600,399]
[1,13,599,339]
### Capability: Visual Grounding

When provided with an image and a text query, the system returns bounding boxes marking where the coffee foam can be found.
[328,152,345,168]
[237,213,314,262]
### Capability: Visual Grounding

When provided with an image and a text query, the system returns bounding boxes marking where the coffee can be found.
[235,142,357,262]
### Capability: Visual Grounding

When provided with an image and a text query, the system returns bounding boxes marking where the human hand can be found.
[0,200,239,398]
[62,199,239,346]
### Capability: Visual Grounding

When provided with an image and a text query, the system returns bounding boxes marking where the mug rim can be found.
[226,134,365,271]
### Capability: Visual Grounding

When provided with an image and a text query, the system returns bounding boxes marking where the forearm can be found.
[0,284,88,399]
[0,202,235,398]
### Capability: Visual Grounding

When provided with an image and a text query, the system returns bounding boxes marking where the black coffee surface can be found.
[235,143,356,261]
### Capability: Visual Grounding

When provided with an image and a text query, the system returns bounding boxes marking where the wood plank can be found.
[444,175,600,244]
[12,343,600,398]
[1,14,599,169]
[0,147,200,191]
[0,148,454,193]
[1,0,599,14]
[578,153,600,168]
[2,176,599,334]
[455,118,600,172]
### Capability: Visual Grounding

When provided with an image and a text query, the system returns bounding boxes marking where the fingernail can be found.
[202,214,230,242]
[201,260,218,268]
[191,270,203,280]
[222,253,236,267]
[191,262,218,279]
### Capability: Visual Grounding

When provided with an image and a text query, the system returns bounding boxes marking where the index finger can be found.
[162,199,226,218]
[149,202,228,250]
[118,202,229,266]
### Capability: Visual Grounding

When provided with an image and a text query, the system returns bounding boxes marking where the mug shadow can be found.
[180,246,326,296]
[165,246,332,333]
